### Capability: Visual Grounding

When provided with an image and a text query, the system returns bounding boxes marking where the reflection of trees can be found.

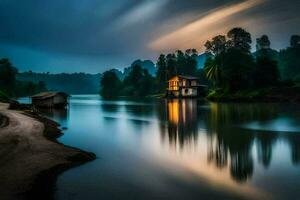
[123,103,156,117]
[207,103,278,182]
[256,134,277,168]
[230,151,253,183]
[38,108,68,125]
[100,103,120,113]
[208,129,254,183]
[159,100,300,182]
[286,136,300,165]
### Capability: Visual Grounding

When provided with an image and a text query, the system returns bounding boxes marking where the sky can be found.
[0,0,299,73]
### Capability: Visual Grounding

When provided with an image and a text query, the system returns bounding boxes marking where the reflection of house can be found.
[167,75,207,98]
[31,92,69,108]
[166,99,198,147]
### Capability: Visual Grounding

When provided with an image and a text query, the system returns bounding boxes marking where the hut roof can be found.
[31,92,69,100]
[168,75,199,82]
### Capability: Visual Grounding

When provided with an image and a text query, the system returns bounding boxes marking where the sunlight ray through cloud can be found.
[112,0,169,29]
[149,0,265,52]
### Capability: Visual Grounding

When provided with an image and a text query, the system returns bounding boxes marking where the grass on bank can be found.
[0,90,10,103]
[207,85,300,102]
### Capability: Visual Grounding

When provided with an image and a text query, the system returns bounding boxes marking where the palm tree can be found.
[204,57,220,89]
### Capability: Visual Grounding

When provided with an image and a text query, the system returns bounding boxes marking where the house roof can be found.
[169,75,199,81]
[31,92,70,100]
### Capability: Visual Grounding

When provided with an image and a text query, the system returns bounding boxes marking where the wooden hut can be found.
[31,92,69,108]
[166,75,207,98]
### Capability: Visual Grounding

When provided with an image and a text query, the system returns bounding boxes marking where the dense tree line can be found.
[0,58,47,98]
[18,71,100,94]
[204,28,299,94]
[100,49,203,98]
[279,35,300,81]
[155,49,202,92]
[100,64,156,98]
[100,27,300,98]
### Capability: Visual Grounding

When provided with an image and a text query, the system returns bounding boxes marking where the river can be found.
[19,95,300,200]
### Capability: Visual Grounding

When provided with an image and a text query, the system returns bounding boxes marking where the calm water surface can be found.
[19,95,300,200]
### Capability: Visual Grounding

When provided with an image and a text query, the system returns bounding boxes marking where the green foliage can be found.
[166,53,177,79]
[0,58,48,97]
[227,27,252,53]
[204,57,220,89]
[0,58,18,96]
[279,35,300,80]
[165,49,199,79]
[196,68,209,85]
[100,70,122,98]
[204,28,254,93]
[290,35,300,48]
[256,35,270,50]
[204,31,300,102]
[100,64,156,98]
[17,72,100,94]
[156,54,167,92]
[0,90,10,102]
[184,49,198,76]
[174,49,198,76]
[253,53,280,88]
[222,48,254,92]
[122,64,155,97]
[15,81,48,97]
[204,35,227,55]
[122,60,156,79]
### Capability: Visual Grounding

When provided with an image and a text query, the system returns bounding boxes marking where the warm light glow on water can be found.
[19,95,300,200]
[168,100,179,125]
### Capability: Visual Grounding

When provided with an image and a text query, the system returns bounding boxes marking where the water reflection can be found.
[165,99,198,149]
[21,95,300,200]
[37,108,69,128]
[163,101,300,183]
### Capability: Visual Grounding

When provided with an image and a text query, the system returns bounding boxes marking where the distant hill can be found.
[17,72,101,94]
[124,59,156,77]
[114,59,157,80]
[197,53,211,68]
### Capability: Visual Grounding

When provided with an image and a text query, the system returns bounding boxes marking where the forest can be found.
[0,59,101,100]
[100,27,300,99]
[1,27,300,101]
[0,58,47,101]
[17,72,100,94]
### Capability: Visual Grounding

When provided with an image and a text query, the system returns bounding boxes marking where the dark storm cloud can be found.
[0,0,299,72]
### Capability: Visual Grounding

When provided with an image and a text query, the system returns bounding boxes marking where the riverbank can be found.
[0,103,96,200]
[207,86,300,103]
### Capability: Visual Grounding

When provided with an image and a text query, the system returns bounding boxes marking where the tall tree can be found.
[122,64,155,97]
[204,57,220,89]
[254,35,280,87]
[256,35,270,51]
[255,35,278,60]
[254,56,279,88]
[0,58,18,96]
[290,35,300,48]
[176,50,186,75]
[205,35,227,55]
[222,48,255,92]
[156,54,167,92]
[279,35,300,80]
[100,70,122,98]
[184,49,198,76]
[166,53,177,79]
[227,28,252,53]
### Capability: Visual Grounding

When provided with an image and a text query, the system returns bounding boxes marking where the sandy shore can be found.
[0,103,95,200]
